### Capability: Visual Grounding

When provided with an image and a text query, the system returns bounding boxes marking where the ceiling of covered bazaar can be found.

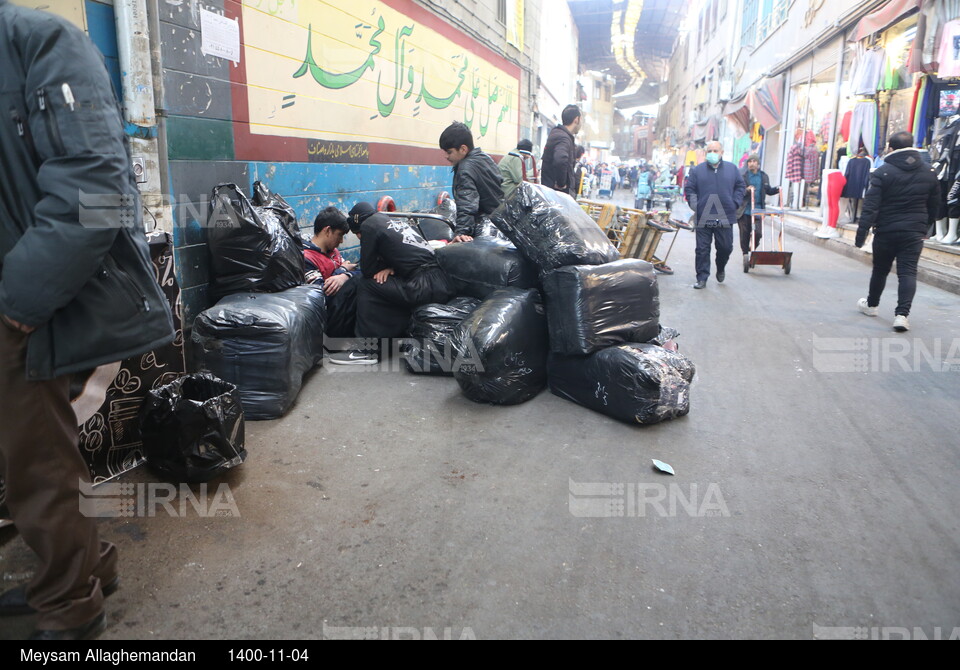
[567,0,686,109]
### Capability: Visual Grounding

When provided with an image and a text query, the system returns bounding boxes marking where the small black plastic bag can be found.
[139,373,246,483]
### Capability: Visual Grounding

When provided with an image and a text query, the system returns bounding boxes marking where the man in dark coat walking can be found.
[541,105,582,197]
[0,0,174,639]
[683,140,746,289]
[856,131,940,332]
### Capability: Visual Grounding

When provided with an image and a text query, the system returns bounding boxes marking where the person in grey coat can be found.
[0,0,174,639]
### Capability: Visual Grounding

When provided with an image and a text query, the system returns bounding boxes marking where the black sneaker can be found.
[716,270,725,283]
[327,351,379,366]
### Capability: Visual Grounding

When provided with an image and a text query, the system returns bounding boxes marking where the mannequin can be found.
[841,147,872,222]
[816,169,845,238]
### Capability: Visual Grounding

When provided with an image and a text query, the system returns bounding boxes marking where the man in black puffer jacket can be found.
[856,131,940,332]
[0,0,174,640]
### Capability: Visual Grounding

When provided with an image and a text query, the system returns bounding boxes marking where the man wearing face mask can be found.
[683,141,746,289]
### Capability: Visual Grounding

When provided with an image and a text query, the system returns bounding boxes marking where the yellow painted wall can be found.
[241,0,520,155]
[11,0,86,29]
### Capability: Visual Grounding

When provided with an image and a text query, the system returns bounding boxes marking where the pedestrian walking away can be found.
[0,0,175,640]
[855,131,941,332]
[683,140,746,289]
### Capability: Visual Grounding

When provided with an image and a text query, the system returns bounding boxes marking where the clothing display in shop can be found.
[842,155,873,199]
[820,170,846,234]
[937,19,960,78]
[852,48,885,96]
[786,143,805,183]
[840,110,852,142]
[848,101,879,156]
[803,144,820,182]
[684,148,698,167]
[911,0,944,74]
[915,78,935,144]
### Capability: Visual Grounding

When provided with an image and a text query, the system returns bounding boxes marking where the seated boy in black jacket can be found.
[328,202,453,365]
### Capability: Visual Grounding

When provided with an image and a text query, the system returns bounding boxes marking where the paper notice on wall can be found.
[200,8,240,63]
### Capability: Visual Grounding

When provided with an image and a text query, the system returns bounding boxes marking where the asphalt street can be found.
[2,189,959,640]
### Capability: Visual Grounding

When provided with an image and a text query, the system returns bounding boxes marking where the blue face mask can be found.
[706,152,721,165]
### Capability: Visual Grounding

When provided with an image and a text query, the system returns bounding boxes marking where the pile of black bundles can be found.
[436,239,539,300]
[401,297,482,376]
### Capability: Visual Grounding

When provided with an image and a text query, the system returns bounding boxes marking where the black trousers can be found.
[868,232,925,316]
[325,277,359,338]
[695,225,734,282]
[356,265,454,338]
[737,214,762,254]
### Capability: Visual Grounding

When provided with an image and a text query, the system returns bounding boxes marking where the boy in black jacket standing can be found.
[856,131,940,332]
[439,122,503,242]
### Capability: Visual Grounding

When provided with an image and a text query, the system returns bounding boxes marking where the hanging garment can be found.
[915,78,934,144]
[848,101,878,156]
[938,19,960,78]
[803,145,821,182]
[854,49,886,96]
[908,77,923,133]
[839,110,852,142]
[841,157,872,199]
[684,149,698,167]
[786,143,805,182]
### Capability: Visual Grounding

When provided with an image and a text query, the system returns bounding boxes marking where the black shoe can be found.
[0,576,119,617]
[327,350,379,365]
[692,281,706,289]
[716,270,725,283]
[29,611,106,641]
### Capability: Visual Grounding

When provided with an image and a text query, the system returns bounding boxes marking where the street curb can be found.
[783,220,960,298]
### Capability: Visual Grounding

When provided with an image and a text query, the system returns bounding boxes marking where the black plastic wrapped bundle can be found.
[489,182,619,271]
[435,239,539,300]
[252,180,303,250]
[542,259,660,355]
[207,183,305,301]
[401,297,482,375]
[548,343,695,425]
[191,286,327,420]
[451,288,549,405]
[139,372,246,483]
[647,325,681,351]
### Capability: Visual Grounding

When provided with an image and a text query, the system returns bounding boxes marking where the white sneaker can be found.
[327,350,379,365]
[893,315,910,332]
[857,298,878,317]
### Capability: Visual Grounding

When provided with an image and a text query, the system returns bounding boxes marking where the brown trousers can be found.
[0,323,116,629]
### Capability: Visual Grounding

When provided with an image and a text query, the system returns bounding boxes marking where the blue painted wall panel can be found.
[84,1,122,100]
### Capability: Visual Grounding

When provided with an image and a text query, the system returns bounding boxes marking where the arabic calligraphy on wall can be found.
[240,0,519,156]
[307,139,371,163]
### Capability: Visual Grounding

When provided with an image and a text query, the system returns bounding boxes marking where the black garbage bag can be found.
[542,259,660,355]
[435,239,539,300]
[207,183,305,301]
[474,215,510,241]
[548,343,695,425]
[414,214,455,243]
[139,372,246,483]
[647,325,681,351]
[490,182,619,271]
[400,297,482,375]
[451,288,549,405]
[252,180,302,250]
[191,286,327,420]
